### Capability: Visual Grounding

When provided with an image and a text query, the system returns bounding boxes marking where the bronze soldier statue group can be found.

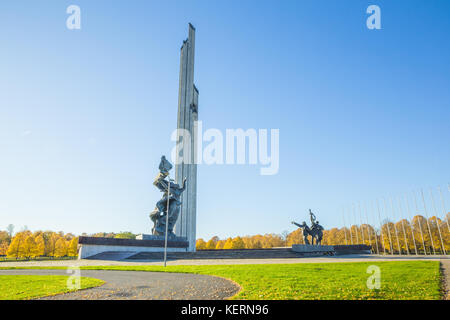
[292,210,324,245]
[149,156,325,248]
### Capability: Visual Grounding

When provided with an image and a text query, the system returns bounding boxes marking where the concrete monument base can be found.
[292,244,334,253]
[78,236,189,260]
[292,244,372,255]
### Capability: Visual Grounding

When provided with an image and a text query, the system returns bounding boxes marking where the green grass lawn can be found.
[0,261,442,300]
[78,261,442,300]
[0,275,105,300]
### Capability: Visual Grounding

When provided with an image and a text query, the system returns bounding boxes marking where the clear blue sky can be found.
[1,1,449,239]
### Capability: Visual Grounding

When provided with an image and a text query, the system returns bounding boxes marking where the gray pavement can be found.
[0,269,240,300]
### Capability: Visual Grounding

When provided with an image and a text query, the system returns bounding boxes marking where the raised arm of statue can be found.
[291,221,302,228]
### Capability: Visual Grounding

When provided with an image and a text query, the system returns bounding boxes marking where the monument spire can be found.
[175,23,198,252]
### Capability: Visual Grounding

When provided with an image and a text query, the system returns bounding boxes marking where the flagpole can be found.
[421,189,436,255]
[389,197,402,255]
[438,186,450,233]
[404,193,418,256]
[369,201,379,255]
[429,188,446,255]
[163,174,171,267]
[342,208,348,245]
[376,199,386,255]
[382,198,394,255]
[413,190,427,255]
[397,196,410,255]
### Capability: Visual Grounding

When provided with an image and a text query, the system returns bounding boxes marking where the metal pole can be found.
[421,189,436,255]
[370,201,379,255]
[438,186,450,233]
[358,202,365,244]
[363,202,371,250]
[348,206,353,245]
[389,197,402,255]
[163,174,171,267]
[397,197,410,255]
[363,202,374,254]
[342,208,348,245]
[429,188,446,255]
[353,203,359,244]
[413,190,427,255]
[383,198,394,255]
[377,199,387,255]
[404,193,418,256]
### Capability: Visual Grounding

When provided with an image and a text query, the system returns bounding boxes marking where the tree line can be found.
[0,229,78,259]
[0,227,136,259]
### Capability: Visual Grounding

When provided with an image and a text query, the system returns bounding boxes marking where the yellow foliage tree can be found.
[215,240,225,249]
[222,238,233,249]
[54,238,68,257]
[46,233,61,257]
[205,239,217,250]
[34,235,45,257]
[6,232,29,258]
[286,229,304,246]
[68,237,79,257]
[231,237,245,249]
[196,238,206,250]
[22,236,39,259]
[0,242,8,255]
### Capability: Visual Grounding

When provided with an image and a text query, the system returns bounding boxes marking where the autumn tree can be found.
[0,242,8,256]
[35,235,45,257]
[205,238,217,250]
[0,231,11,255]
[6,232,29,258]
[215,240,225,249]
[68,237,79,257]
[54,238,68,257]
[22,235,38,259]
[196,238,207,250]
[46,233,62,257]
[223,238,233,249]
[231,237,245,249]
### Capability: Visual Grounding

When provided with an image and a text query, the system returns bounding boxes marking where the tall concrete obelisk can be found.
[174,24,198,252]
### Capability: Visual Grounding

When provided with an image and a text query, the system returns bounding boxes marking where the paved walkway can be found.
[0,269,240,300]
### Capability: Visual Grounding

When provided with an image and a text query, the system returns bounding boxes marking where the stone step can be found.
[127,248,310,260]
[86,251,138,260]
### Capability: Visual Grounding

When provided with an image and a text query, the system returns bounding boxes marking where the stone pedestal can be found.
[291,244,372,255]
[136,233,187,242]
[291,244,335,253]
[78,236,189,260]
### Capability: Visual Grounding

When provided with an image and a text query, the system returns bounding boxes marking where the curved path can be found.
[0,270,240,300]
